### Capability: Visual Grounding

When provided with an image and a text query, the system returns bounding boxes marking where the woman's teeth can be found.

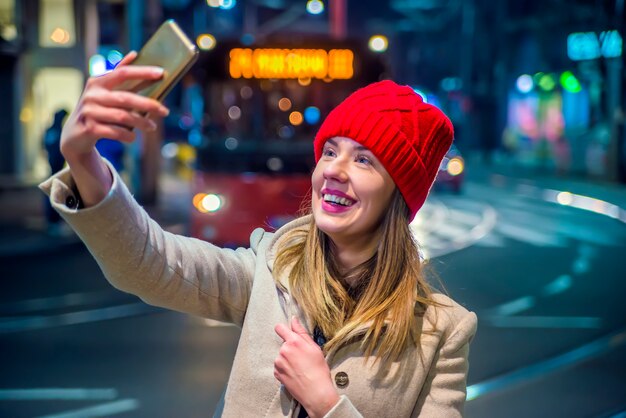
[323,194,353,206]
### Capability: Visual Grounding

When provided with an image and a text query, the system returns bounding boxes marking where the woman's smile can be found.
[321,188,357,213]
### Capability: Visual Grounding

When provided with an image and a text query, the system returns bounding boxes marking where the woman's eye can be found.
[322,148,336,157]
[356,155,371,165]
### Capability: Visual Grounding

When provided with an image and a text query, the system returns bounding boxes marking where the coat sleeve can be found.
[412,310,478,418]
[38,160,261,326]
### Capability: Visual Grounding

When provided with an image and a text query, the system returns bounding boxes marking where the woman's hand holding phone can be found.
[60,51,171,207]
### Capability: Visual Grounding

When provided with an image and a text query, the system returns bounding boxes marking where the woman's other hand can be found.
[274,317,340,418]
[60,51,170,161]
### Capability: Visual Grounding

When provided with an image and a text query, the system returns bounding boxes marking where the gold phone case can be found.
[117,20,198,102]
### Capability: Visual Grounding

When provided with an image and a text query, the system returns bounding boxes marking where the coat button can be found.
[65,195,78,209]
[334,372,349,388]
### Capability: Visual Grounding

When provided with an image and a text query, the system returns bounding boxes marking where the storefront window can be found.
[39,0,76,47]
[0,0,17,42]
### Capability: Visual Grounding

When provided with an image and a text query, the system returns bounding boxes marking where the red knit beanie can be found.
[314,80,454,222]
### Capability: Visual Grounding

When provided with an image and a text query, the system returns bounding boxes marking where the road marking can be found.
[542,189,626,223]
[0,388,117,401]
[0,291,124,315]
[467,327,626,401]
[414,200,498,259]
[496,223,565,247]
[0,302,162,334]
[541,275,572,297]
[483,296,535,317]
[36,399,139,418]
[484,315,602,329]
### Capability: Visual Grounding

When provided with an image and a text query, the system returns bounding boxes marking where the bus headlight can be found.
[446,158,464,176]
[193,193,224,213]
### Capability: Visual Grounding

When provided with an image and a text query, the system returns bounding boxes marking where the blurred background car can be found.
[434,144,465,193]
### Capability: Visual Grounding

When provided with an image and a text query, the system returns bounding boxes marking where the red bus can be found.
[188,39,385,246]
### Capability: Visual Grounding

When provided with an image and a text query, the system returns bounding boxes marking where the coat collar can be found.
[265,214,312,292]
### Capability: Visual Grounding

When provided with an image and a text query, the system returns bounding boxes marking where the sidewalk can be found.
[0,172,191,258]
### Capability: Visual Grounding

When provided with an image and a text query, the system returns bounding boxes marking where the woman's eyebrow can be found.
[326,139,370,152]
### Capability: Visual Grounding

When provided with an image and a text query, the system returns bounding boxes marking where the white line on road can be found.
[484,315,602,329]
[0,291,125,315]
[467,327,626,401]
[36,399,140,418]
[0,388,117,401]
[483,296,535,317]
[0,302,162,334]
[416,203,498,259]
[541,275,572,297]
[496,223,565,247]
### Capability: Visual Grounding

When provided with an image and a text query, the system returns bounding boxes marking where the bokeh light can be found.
[278,98,292,111]
[538,74,556,91]
[89,54,107,76]
[201,194,223,212]
[304,106,321,125]
[106,50,123,67]
[306,0,324,15]
[197,34,216,51]
[516,74,534,93]
[289,111,304,126]
[224,137,239,150]
[228,105,241,120]
[368,35,388,52]
[267,157,284,171]
[50,27,70,44]
[240,86,253,99]
[560,71,581,93]
[219,0,236,9]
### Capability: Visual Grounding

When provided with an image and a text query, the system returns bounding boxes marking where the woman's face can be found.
[311,137,396,244]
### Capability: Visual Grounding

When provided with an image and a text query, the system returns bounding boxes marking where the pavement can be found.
[1,155,625,258]
[0,171,190,258]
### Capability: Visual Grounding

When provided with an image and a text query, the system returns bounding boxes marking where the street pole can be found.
[329,0,346,40]
[459,0,475,153]
[617,0,626,183]
[607,0,625,183]
[126,0,144,200]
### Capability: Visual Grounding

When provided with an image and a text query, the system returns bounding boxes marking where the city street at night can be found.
[2,0,626,417]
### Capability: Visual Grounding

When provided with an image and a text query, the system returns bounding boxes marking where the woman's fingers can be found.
[82,118,137,143]
[87,89,169,117]
[82,102,157,133]
[275,323,295,343]
[116,50,137,67]
[101,64,165,91]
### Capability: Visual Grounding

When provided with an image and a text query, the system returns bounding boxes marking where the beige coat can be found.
[40,161,477,418]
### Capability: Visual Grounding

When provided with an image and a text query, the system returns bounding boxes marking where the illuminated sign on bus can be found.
[229,48,354,80]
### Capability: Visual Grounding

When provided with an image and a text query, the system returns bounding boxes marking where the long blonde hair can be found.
[273,189,437,365]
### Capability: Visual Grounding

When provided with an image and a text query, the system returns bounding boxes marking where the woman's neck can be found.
[330,234,379,287]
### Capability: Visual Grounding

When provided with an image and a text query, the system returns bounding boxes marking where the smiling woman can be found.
[40,67,476,416]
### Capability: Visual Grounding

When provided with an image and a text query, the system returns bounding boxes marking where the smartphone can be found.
[116,19,199,102]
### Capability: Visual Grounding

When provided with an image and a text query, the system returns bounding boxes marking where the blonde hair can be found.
[273,189,438,366]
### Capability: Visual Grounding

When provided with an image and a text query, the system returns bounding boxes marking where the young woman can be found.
[41,52,477,417]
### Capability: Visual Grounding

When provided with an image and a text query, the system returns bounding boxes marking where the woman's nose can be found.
[323,156,349,182]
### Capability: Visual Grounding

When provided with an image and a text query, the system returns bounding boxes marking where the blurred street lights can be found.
[306,0,324,15]
[368,35,388,53]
